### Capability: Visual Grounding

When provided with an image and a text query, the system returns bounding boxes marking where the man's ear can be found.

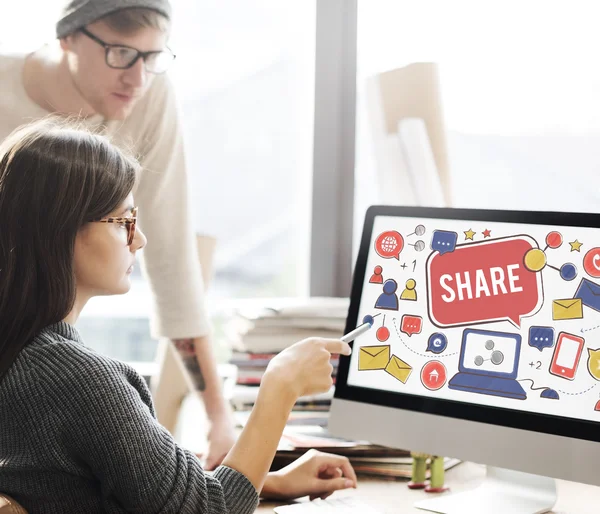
[59,34,75,51]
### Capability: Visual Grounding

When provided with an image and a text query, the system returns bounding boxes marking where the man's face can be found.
[61,20,169,120]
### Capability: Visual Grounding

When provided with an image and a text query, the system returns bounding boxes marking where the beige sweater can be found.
[0,51,210,340]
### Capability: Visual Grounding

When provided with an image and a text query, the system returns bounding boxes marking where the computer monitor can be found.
[329,206,600,514]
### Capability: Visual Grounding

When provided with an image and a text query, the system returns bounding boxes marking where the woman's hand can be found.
[261,450,358,501]
[220,339,350,493]
[263,338,351,402]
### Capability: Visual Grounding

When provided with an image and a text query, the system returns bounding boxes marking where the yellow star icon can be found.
[464,229,476,241]
[569,239,583,252]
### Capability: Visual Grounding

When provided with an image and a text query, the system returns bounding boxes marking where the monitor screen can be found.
[336,206,600,442]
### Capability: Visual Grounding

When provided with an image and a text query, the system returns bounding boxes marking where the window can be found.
[2,1,316,362]
[355,0,600,240]
[0,4,59,49]
[169,0,315,301]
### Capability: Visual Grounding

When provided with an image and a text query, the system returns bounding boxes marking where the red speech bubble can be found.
[401,315,422,337]
[426,236,543,328]
[584,248,600,278]
[375,231,404,260]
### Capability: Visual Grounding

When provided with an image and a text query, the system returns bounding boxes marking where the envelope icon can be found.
[385,355,412,384]
[574,278,600,313]
[552,298,583,321]
[358,345,390,370]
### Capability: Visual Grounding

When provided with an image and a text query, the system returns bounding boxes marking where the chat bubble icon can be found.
[401,315,422,337]
[426,235,543,328]
[427,332,448,354]
[375,231,404,260]
[431,230,458,255]
[528,326,555,352]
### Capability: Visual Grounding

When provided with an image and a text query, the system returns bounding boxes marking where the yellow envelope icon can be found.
[358,345,390,370]
[552,298,583,320]
[385,355,412,383]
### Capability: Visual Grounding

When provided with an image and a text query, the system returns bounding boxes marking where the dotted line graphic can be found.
[392,318,460,358]
[557,383,598,396]
[582,325,600,334]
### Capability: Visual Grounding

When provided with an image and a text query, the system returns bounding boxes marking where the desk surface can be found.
[257,461,600,514]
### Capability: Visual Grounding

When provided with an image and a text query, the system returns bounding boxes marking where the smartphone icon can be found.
[549,332,585,380]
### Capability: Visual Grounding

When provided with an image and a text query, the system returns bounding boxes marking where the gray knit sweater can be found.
[0,322,259,513]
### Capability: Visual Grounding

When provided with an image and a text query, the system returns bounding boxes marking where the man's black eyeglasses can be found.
[80,27,176,74]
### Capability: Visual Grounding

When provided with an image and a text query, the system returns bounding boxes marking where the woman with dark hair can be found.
[0,118,356,513]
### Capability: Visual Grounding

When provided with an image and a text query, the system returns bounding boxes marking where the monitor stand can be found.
[414,466,557,514]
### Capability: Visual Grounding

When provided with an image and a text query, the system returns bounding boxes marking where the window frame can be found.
[310,0,358,298]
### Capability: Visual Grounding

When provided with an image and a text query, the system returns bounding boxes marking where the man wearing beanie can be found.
[0,0,240,496]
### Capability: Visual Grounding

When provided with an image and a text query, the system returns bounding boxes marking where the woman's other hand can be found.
[262,449,358,501]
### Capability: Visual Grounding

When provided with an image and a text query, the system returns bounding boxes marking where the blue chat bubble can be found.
[427,332,448,354]
[528,326,555,352]
[431,230,458,255]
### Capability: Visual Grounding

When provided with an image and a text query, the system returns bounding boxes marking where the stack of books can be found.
[274,427,461,479]
[229,384,335,413]
[226,296,348,354]
[230,353,339,389]
[224,297,348,412]
[233,413,460,479]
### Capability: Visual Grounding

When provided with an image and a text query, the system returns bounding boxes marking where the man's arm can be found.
[172,337,206,392]
[173,335,232,420]
[172,335,236,469]
[119,75,236,466]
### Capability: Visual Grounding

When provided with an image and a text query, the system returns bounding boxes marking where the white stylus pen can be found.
[340,321,373,343]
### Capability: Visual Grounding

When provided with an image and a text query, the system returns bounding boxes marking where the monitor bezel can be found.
[334,205,600,444]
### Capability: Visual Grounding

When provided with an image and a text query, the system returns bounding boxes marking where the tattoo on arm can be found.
[173,338,206,391]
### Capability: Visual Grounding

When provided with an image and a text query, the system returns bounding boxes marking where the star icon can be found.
[464,229,476,240]
[569,239,583,252]
[482,229,491,238]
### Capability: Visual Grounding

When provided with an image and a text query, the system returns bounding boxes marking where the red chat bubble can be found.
[401,315,422,337]
[584,248,600,278]
[426,236,543,328]
[375,231,404,260]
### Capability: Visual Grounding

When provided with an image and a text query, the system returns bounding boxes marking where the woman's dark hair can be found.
[0,117,139,380]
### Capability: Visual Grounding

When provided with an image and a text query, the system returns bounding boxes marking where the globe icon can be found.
[381,236,398,253]
[375,230,404,258]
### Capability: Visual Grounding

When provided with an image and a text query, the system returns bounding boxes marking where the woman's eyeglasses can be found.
[95,207,138,246]
[80,28,176,74]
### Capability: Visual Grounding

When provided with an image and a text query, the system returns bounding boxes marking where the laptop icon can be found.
[448,329,527,400]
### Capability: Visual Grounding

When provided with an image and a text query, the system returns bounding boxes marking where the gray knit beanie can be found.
[56,0,172,38]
